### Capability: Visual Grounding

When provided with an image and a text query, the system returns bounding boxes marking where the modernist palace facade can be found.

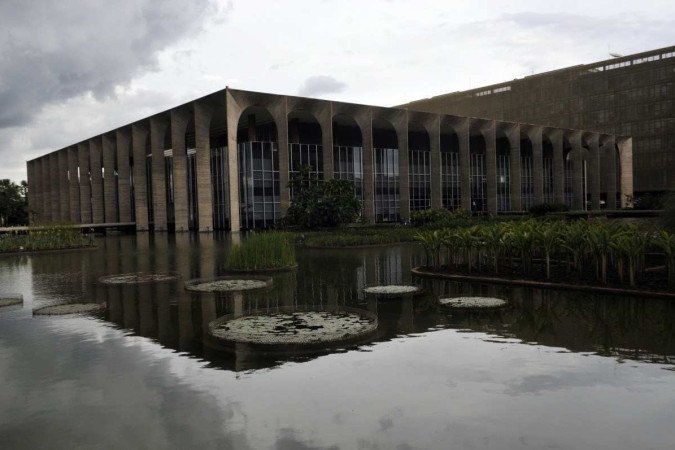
[26,88,632,232]
[402,45,675,196]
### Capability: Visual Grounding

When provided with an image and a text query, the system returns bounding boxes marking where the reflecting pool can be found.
[1,234,675,449]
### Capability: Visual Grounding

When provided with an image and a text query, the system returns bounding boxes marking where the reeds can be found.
[415,219,675,289]
[225,232,296,271]
[0,225,93,253]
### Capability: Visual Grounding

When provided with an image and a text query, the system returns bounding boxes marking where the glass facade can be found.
[333,145,363,199]
[564,151,573,207]
[145,153,153,224]
[374,147,400,222]
[441,148,460,210]
[496,152,510,212]
[211,144,229,230]
[521,154,534,210]
[470,152,487,212]
[543,157,554,204]
[164,150,174,224]
[409,149,431,211]
[289,143,323,199]
[187,149,197,229]
[238,141,280,229]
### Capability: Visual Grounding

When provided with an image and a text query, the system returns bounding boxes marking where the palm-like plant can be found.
[655,230,675,288]
[585,224,623,284]
[536,222,562,280]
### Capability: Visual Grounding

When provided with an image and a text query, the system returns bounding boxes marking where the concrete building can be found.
[26,88,632,232]
[401,45,675,198]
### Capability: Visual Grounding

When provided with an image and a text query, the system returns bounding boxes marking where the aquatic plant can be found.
[0,225,93,253]
[225,232,296,271]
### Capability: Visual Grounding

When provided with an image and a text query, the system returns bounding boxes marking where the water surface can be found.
[1,234,674,449]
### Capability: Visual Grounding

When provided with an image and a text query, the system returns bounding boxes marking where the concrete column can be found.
[457,119,471,211]
[617,137,633,208]
[26,161,35,224]
[587,134,601,210]
[115,128,132,223]
[360,110,375,222]
[429,116,442,209]
[568,132,584,210]
[132,122,149,231]
[395,113,410,221]
[41,157,51,223]
[506,124,521,211]
[171,108,191,232]
[274,99,290,216]
[102,133,118,223]
[68,147,80,223]
[29,160,38,223]
[481,120,497,214]
[550,130,565,204]
[78,142,92,224]
[529,127,544,205]
[194,101,214,232]
[58,149,70,221]
[89,137,104,223]
[225,91,241,232]
[603,135,617,209]
[319,103,333,180]
[49,153,60,223]
[150,116,169,231]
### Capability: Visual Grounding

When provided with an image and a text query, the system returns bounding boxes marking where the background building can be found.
[26,88,630,232]
[402,45,675,198]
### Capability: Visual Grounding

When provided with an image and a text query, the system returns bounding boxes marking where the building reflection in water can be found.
[28,235,675,371]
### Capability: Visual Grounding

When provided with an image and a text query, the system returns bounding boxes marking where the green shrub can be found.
[411,207,475,228]
[528,203,570,216]
[661,193,675,232]
[303,227,416,247]
[225,232,296,270]
[282,166,361,229]
[0,225,93,253]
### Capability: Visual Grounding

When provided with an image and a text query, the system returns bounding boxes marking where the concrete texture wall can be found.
[27,87,625,231]
[400,45,674,194]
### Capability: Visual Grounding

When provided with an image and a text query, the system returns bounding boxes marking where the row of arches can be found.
[27,99,627,231]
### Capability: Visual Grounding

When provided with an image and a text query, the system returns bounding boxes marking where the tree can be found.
[283,165,361,229]
[0,179,28,226]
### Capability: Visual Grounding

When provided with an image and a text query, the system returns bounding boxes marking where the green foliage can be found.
[0,179,28,226]
[416,219,670,290]
[303,227,415,248]
[661,192,675,232]
[0,225,93,253]
[283,165,361,229]
[528,202,570,216]
[225,232,296,271]
[634,192,665,210]
[410,207,475,228]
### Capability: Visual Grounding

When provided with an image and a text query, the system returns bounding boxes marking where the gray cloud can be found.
[0,0,219,128]
[298,75,347,97]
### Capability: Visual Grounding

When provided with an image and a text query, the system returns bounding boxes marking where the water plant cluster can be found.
[225,232,297,271]
[302,227,416,248]
[415,220,675,289]
[0,225,93,253]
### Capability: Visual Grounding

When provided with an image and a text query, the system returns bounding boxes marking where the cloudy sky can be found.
[1,0,674,182]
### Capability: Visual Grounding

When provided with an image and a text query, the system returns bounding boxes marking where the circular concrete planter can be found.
[363,285,422,297]
[185,275,273,293]
[209,306,377,348]
[33,303,105,316]
[0,294,23,308]
[439,296,507,309]
[99,272,180,285]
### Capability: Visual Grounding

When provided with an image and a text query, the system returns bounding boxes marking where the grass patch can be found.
[302,227,417,248]
[225,232,296,271]
[0,226,94,253]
